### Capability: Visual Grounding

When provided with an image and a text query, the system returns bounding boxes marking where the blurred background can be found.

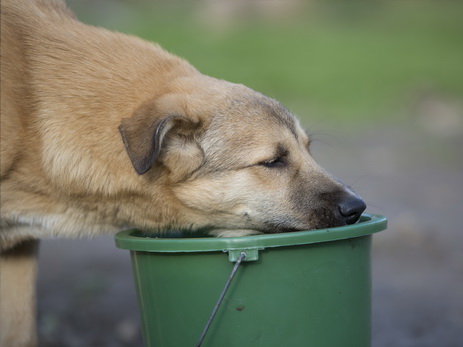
[37,1,463,346]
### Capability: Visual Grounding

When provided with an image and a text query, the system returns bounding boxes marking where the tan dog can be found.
[0,0,366,345]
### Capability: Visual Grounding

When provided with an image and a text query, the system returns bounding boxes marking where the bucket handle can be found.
[196,252,247,347]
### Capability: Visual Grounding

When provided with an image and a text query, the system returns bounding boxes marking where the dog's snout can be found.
[338,196,366,225]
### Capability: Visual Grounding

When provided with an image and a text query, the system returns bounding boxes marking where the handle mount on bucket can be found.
[227,248,261,262]
[196,252,247,347]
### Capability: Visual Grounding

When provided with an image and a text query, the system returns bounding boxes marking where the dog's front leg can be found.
[0,240,40,347]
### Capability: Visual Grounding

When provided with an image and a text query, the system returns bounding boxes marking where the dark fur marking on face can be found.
[275,143,289,158]
[290,183,347,228]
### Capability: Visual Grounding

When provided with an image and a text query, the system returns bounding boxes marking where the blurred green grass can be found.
[69,1,463,125]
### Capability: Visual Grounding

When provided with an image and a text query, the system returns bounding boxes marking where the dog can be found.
[0,0,366,345]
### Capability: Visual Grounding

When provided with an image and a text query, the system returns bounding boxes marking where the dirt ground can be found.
[36,117,463,346]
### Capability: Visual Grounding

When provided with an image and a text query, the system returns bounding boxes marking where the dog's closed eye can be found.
[259,156,286,168]
[258,144,288,168]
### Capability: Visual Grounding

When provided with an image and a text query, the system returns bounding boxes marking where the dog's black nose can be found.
[338,196,366,225]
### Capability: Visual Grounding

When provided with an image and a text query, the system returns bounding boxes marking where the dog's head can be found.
[119,78,366,236]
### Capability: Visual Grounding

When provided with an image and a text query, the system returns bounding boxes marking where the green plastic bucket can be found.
[115,214,387,347]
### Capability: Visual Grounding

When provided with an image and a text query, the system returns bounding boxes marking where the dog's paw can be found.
[208,229,263,238]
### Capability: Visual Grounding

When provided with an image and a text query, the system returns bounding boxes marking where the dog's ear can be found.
[119,112,198,175]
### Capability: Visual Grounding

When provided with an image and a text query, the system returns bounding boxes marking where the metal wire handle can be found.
[196,252,247,347]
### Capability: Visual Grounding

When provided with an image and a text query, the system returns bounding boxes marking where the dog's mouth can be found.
[204,211,365,238]
[209,201,366,237]
[260,202,366,234]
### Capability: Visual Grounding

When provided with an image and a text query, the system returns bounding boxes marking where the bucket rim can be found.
[114,213,387,253]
